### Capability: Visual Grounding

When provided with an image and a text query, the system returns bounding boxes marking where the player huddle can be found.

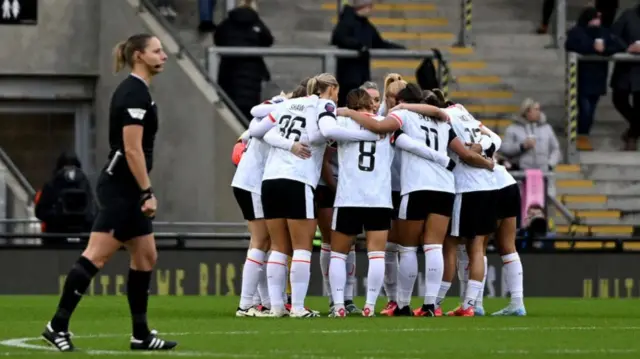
[230,73,526,318]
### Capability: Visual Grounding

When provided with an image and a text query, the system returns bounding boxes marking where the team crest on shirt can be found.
[324,102,335,113]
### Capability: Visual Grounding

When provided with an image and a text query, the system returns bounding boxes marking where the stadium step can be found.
[321,3,438,11]
[331,17,449,27]
[555,225,636,237]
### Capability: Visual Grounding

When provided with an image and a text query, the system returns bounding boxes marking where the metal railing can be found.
[548,0,567,49]
[206,47,452,98]
[138,0,251,127]
[0,147,35,198]
[564,53,640,163]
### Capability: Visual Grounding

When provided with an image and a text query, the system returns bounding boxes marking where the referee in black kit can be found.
[42,34,177,352]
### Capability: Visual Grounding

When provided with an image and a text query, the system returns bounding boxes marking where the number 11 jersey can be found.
[391,109,456,196]
[262,96,326,188]
[334,114,394,208]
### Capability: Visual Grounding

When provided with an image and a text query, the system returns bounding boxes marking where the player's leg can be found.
[237,219,271,317]
[361,208,392,317]
[492,217,526,316]
[438,236,457,314]
[451,235,487,317]
[344,243,360,313]
[125,232,178,350]
[473,238,489,316]
[415,213,450,317]
[317,205,334,305]
[381,191,401,314]
[328,207,359,317]
[43,231,121,351]
[393,194,423,315]
[286,182,320,317]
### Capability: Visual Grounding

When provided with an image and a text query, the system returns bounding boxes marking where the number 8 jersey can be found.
[262,96,326,188]
[334,114,394,208]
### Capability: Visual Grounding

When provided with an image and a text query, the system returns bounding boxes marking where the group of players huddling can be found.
[231,72,526,318]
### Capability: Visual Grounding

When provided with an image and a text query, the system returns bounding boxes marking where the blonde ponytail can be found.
[306,77,319,96]
[113,41,127,73]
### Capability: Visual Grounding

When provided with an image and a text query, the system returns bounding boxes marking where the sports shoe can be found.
[434,307,443,317]
[130,330,177,350]
[475,306,485,316]
[345,300,361,314]
[450,306,475,317]
[235,306,262,317]
[445,305,461,316]
[42,322,74,352]
[290,308,320,318]
[413,304,437,317]
[285,303,320,316]
[392,305,413,317]
[380,301,398,316]
[491,305,527,317]
[328,306,346,318]
[362,307,375,317]
[266,306,289,317]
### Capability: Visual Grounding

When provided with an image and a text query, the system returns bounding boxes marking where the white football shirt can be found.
[446,106,497,193]
[494,164,517,189]
[391,109,456,195]
[262,96,327,188]
[378,105,402,192]
[334,114,394,208]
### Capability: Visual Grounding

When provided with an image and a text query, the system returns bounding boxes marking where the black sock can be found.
[127,269,152,339]
[51,256,99,332]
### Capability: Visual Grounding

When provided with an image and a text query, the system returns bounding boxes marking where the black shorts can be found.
[495,183,521,220]
[450,190,497,238]
[233,187,264,221]
[261,179,316,220]
[398,190,455,220]
[391,191,401,220]
[92,172,152,242]
[315,185,335,209]
[331,207,392,236]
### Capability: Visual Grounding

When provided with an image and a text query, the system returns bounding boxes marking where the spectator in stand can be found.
[500,99,561,171]
[610,3,640,151]
[153,0,177,20]
[537,0,618,34]
[198,0,217,32]
[214,0,273,121]
[565,7,626,151]
[331,0,404,106]
[34,152,95,247]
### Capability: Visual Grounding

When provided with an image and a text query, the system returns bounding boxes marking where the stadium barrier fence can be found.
[564,53,640,163]
[0,243,638,297]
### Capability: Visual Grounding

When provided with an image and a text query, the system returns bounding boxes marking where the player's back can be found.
[394,109,455,195]
[446,106,496,193]
[262,96,325,188]
[334,114,393,208]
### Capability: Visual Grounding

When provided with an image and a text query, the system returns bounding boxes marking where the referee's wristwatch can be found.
[140,187,154,204]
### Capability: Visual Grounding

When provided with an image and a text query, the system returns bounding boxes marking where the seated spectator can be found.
[331,0,404,106]
[214,0,273,122]
[565,7,626,151]
[198,0,217,32]
[517,204,552,250]
[500,99,561,171]
[35,152,95,247]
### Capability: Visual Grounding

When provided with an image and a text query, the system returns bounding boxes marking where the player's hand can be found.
[436,109,450,122]
[522,138,536,149]
[141,194,157,218]
[290,142,311,159]
[466,142,483,154]
[485,159,495,171]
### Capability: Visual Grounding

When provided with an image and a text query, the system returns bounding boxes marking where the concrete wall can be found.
[0,0,99,75]
[95,0,242,223]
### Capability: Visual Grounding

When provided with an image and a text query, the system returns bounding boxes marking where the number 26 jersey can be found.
[391,109,456,195]
[262,96,326,188]
[334,114,394,208]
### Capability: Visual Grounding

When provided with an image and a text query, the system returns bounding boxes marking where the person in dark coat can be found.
[537,0,618,34]
[565,7,626,150]
[214,0,273,122]
[610,3,640,151]
[331,0,404,106]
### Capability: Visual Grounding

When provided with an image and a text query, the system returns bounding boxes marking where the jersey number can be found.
[279,115,306,141]
[420,126,440,151]
[464,128,482,143]
[358,141,376,172]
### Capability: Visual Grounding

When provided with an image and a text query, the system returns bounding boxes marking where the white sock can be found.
[502,253,524,308]
[383,242,399,302]
[436,281,452,308]
[329,251,347,306]
[345,248,356,301]
[266,251,288,310]
[320,243,331,298]
[476,256,488,307]
[282,257,290,305]
[290,250,312,312]
[365,251,385,307]
[463,279,483,310]
[423,244,443,305]
[257,264,270,308]
[456,244,469,303]
[239,249,266,309]
[397,245,418,308]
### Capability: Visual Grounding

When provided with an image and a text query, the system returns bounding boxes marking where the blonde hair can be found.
[113,34,154,73]
[306,73,339,96]
[382,73,402,98]
[239,0,257,10]
[520,98,538,116]
[360,81,379,91]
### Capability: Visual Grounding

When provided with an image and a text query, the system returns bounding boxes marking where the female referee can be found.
[42,34,177,352]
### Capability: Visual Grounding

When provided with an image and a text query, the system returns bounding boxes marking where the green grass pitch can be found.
[0,296,639,358]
